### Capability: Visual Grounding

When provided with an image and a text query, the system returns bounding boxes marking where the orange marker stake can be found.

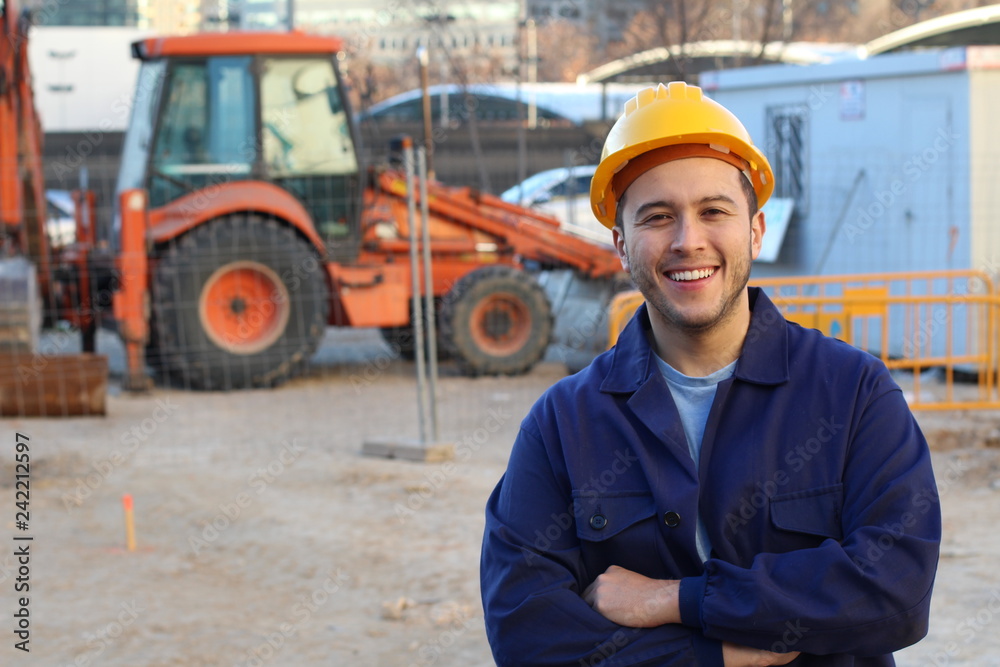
[122,494,136,552]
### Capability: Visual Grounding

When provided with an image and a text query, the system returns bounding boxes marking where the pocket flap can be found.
[572,492,656,542]
[770,484,844,540]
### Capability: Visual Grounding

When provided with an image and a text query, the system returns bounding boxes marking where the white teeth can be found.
[669,268,714,281]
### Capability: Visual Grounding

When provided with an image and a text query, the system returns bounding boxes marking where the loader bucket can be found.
[539,269,624,374]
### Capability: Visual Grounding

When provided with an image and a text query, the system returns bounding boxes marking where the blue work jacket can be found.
[481,288,940,666]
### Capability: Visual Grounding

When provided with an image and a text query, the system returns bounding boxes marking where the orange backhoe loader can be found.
[3,23,625,393]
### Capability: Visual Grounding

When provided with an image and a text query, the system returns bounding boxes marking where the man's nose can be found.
[670,215,706,253]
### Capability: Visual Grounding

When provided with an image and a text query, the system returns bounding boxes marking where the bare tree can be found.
[752,0,784,64]
[606,0,776,80]
[341,39,420,111]
[535,20,601,82]
[791,1,868,42]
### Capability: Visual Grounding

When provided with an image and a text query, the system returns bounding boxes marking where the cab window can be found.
[259,57,358,177]
[150,57,255,206]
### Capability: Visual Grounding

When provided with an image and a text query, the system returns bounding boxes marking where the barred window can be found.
[766,104,808,216]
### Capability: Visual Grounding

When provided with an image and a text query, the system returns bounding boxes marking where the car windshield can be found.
[501,166,597,205]
[501,169,568,204]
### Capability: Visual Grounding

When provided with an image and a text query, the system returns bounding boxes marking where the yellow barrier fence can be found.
[607,270,1000,411]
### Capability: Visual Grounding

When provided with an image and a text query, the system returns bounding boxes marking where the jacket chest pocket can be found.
[769,484,844,548]
[573,491,658,577]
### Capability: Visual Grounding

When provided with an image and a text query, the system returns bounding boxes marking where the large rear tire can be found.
[440,266,552,376]
[151,215,329,390]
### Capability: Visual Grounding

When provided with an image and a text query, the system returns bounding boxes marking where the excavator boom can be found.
[365,169,622,278]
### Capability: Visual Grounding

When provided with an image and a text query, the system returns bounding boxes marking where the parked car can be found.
[45,189,76,247]
[500,165,611,245]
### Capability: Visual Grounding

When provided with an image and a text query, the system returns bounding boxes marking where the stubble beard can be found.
[631,240,754,334]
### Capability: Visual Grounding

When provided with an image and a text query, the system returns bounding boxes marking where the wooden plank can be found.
[0,354,108,417]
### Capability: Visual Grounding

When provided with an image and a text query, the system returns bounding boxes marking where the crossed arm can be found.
[583,565,799,667]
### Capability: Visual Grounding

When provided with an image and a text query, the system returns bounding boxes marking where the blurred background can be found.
[4,1,1000,665]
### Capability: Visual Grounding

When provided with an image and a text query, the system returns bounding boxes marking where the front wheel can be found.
[150,215,329,390]
[440,266,552,376]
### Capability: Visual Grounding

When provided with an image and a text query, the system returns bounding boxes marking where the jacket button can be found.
[589,514,607,530]
[663,511,681,527]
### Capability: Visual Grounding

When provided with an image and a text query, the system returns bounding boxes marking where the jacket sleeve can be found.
[482,421,724,666]
[678,386,941,656]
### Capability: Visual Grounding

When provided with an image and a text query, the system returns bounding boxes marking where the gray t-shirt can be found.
[653,355,737,562]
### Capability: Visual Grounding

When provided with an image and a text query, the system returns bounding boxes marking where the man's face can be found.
[613,157,765,335]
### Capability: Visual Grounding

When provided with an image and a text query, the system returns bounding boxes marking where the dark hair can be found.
[741,174,759,219]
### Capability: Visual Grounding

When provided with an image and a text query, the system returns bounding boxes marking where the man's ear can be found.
[613,226,630,272]
[750,209,766,260]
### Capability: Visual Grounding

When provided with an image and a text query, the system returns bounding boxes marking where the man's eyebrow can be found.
[698,194,739,207]
[632,200,675,219]
[631,194,739,219]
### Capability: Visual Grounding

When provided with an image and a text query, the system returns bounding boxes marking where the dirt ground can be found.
[2,328,1000,666]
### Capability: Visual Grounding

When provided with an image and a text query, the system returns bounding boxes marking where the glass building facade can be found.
[30,0,140,26]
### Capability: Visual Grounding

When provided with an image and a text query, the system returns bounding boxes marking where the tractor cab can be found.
[117,32,362,260]
[104,31,618,391]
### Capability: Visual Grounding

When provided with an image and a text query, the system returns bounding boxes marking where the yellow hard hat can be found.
[590,81,774,229]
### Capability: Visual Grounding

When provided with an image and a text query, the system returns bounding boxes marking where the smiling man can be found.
[481,82,940,666]
[615,155,761,377]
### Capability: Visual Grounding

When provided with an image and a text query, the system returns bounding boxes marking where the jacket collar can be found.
[600,286,789,394]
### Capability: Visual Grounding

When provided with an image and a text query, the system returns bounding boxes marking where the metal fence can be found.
[609,270,1000,411]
